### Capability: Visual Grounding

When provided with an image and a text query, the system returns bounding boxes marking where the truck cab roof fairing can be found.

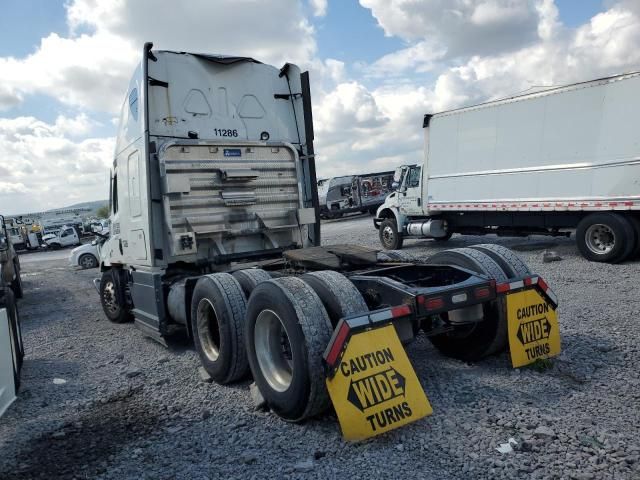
[156,50,263,66]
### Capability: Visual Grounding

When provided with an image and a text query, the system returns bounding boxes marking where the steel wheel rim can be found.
[80,255,94,268]
[196,298,220,362]
[102,280,119,315]
[585,223,616,255]
[254,309,293,392]
[382,225,395,246]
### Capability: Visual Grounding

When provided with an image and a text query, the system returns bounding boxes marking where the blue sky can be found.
[1,0,638,214]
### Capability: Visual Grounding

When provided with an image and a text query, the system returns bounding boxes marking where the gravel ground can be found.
[1,213,639,479]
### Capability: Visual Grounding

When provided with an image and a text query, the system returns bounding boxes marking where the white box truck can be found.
[95,44,561,436]
[375,72,640,263]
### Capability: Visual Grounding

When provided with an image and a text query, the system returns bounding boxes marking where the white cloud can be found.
[0,32,138,113]
[67,0,317,67]
[309,0,328,17]
[0,115,114,213]
[366,40,446,77]
[0,182,27,195]
[359,0,542,58]
[0,85,23,112]
[1,0,317,114]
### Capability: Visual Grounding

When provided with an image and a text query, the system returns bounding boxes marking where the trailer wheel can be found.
[246,277,333,421]
[99,270,132,324]
[11,259,23,299]
[576,213,635,263]
[301,271,369,326]
[468,244,531,279]
[379,218,403,250]
[232,269,272,298]
[425,248,509,361]
[190,273,249,384]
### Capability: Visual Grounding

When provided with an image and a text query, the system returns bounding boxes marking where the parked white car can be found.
[69,242,99,269]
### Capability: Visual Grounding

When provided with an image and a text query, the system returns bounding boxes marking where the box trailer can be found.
[375,72,640,263]
[95,44,561,439]
[319,171,396,218]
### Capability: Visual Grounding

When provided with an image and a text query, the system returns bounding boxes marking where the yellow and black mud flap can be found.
[500,277,561,368]
[324,319,432,441]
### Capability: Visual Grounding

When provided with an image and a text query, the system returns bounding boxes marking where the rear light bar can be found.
[323,303,414,377]
[496,275,558,308]
[417,279,496,313]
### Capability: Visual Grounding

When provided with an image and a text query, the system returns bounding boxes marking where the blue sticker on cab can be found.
[223,148,242,157]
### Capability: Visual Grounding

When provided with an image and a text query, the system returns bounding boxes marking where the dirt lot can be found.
[1,214,639,479]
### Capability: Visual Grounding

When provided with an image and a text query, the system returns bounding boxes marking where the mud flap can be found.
[504,282,561,368]
[325,320,432,441]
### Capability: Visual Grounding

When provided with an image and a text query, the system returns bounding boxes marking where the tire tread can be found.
[203,273,249,383]
[273,277,333,420]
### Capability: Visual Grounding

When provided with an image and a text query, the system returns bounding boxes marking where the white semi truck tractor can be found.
[96,44,561,436]
[376,72,640,263]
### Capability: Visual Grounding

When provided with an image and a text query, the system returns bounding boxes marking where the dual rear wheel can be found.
[190,269,369,421]
[424,245,530,362]
[189,246,533,421]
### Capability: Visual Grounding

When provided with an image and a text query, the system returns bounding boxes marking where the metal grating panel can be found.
[160,143,304,258]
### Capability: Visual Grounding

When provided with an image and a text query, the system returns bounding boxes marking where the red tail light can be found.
[425,297,444,311]
[391,304,411,317]
[474,286,491,299]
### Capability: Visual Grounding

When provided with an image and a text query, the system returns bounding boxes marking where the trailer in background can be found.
[319,171,396,219]
[376,71,640,263]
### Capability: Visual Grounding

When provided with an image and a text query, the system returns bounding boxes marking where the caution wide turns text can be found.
[326,324,432,441]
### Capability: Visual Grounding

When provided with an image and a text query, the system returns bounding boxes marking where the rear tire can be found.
[468,244,531,279]
[301,271,368,326]
[246,277,333,421]
[424,248,510,361]
[379,218,403,250]
[232,269,271,298]
[99,270,132,323]
[190,273,249,384]
[576,213,635,263]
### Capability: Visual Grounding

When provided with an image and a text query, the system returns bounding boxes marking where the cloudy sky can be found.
[1,0,639,214]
